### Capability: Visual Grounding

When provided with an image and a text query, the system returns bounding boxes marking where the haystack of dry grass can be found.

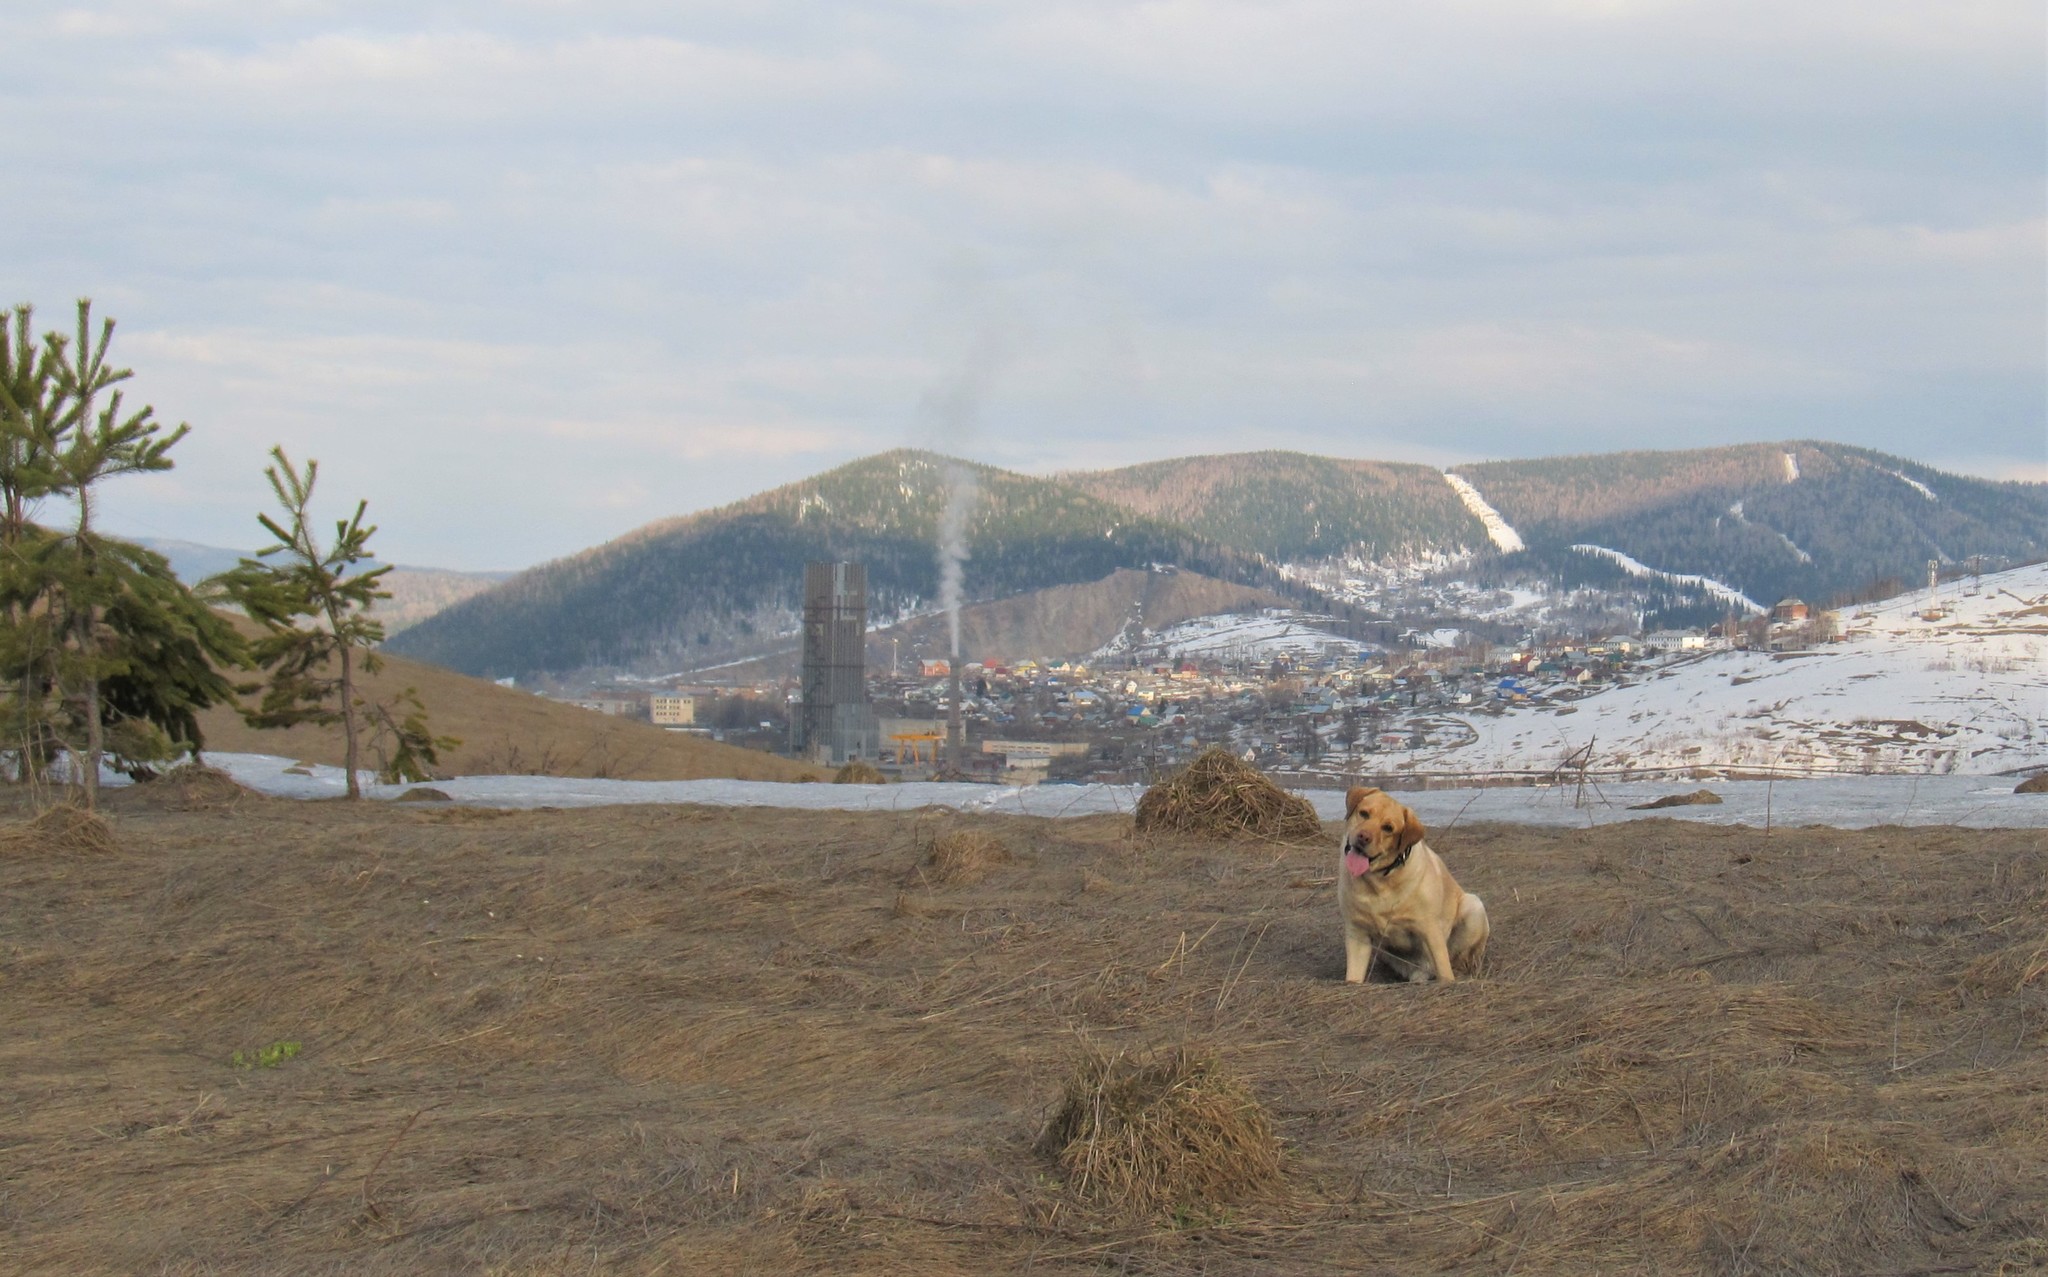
[1038,1044,1282,1218]
[832,760,886,785]
[922,829,1011,885]
[1134,748,1323,841]
[1630,787,1723,809]
[149,762,259,811]
[0,803,118,856]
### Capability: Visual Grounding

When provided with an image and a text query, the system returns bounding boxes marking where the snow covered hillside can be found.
[1095,609,1373,664]
[1405,562,2048,777]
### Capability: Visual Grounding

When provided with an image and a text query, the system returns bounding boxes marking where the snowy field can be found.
[200,751,2048,830]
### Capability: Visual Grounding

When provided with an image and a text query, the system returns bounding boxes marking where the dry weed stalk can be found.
[1037,1043,1282,1218]
[1133,748,1322,842]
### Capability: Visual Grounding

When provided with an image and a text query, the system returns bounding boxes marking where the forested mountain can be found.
[386,441,2046,679]
[1060,451,1484,562]
[385,451,1295,678]
[1459,441,2048,609]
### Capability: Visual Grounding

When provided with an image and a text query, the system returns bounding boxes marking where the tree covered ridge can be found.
[1462,441,2047,607]
[386,451,1300,678]
[1059,451,1486,562]
[386,441,2047,680]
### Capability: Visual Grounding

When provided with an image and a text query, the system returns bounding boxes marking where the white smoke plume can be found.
[936,463,978,658]
[916,299,1009,662]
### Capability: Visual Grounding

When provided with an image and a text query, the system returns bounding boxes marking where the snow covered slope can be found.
[1095,609,1371,663]
[1572,544,1765,614]
[1420,562,2048,776]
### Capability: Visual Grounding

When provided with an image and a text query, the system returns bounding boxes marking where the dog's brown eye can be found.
[1382,823,1393,832]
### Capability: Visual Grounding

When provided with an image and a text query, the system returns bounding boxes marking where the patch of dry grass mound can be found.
[833,760,887,785]
[0,804,118,856]
[1630,788,1723,809]
[147,762,260,811]
[1134,748,1323,842]
[1038,1044,1282,1218]
[1963,918,2048,996]
[922,830,1011,885]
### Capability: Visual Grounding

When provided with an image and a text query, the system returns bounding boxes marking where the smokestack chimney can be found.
[948,661,965,772]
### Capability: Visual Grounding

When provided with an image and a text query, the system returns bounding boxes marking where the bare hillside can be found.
[193,644,823,783]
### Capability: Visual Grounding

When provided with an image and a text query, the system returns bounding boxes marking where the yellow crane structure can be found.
[889,732,946,766]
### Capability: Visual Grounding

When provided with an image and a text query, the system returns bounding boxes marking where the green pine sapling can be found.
[213,447,391,798]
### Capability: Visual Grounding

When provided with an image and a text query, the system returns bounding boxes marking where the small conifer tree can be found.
[0,300,233,804]
[213,448,390,798]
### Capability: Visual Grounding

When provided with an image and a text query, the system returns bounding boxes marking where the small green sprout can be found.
[231,1040,303,1070]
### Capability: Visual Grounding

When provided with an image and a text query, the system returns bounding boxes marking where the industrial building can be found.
[794,561,879,765]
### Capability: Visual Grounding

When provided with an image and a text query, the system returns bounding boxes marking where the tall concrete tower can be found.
[796,561,878,765]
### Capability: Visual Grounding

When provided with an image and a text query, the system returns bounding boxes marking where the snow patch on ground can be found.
[192,752,2048,829]
[1572,544,1765,614]
[1783,451,1800,482]
[1442,473,1525,553]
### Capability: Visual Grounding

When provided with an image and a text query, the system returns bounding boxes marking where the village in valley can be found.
[548,586,1868,787]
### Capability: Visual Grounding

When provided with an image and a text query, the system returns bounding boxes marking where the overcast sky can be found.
[5,1,2043,570]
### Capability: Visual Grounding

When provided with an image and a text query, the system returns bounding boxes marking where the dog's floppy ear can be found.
[1345,786,1376,817]
[1398,806,1427,852]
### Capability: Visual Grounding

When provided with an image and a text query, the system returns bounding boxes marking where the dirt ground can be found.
[2,784,2044,1275]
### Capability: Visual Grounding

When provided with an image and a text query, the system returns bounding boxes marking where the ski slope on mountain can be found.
[1442,473,1525,552]
[1571,544,1765,614]
[1419,563,2048,776]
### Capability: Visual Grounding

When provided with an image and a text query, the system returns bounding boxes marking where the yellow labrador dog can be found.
[1339,786,1488,983]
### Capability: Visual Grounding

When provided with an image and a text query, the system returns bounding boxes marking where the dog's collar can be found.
[1376,846,1413,875]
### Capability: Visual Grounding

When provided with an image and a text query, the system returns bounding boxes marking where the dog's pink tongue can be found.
[1344,851,1374,878]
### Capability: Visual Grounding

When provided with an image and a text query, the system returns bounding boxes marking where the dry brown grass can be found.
[921,829,1012,885]
[1961,904,2048,996]
[1135,747,1324,842]
[1037,1044,1282,1218]
[2,791,2042,1274]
